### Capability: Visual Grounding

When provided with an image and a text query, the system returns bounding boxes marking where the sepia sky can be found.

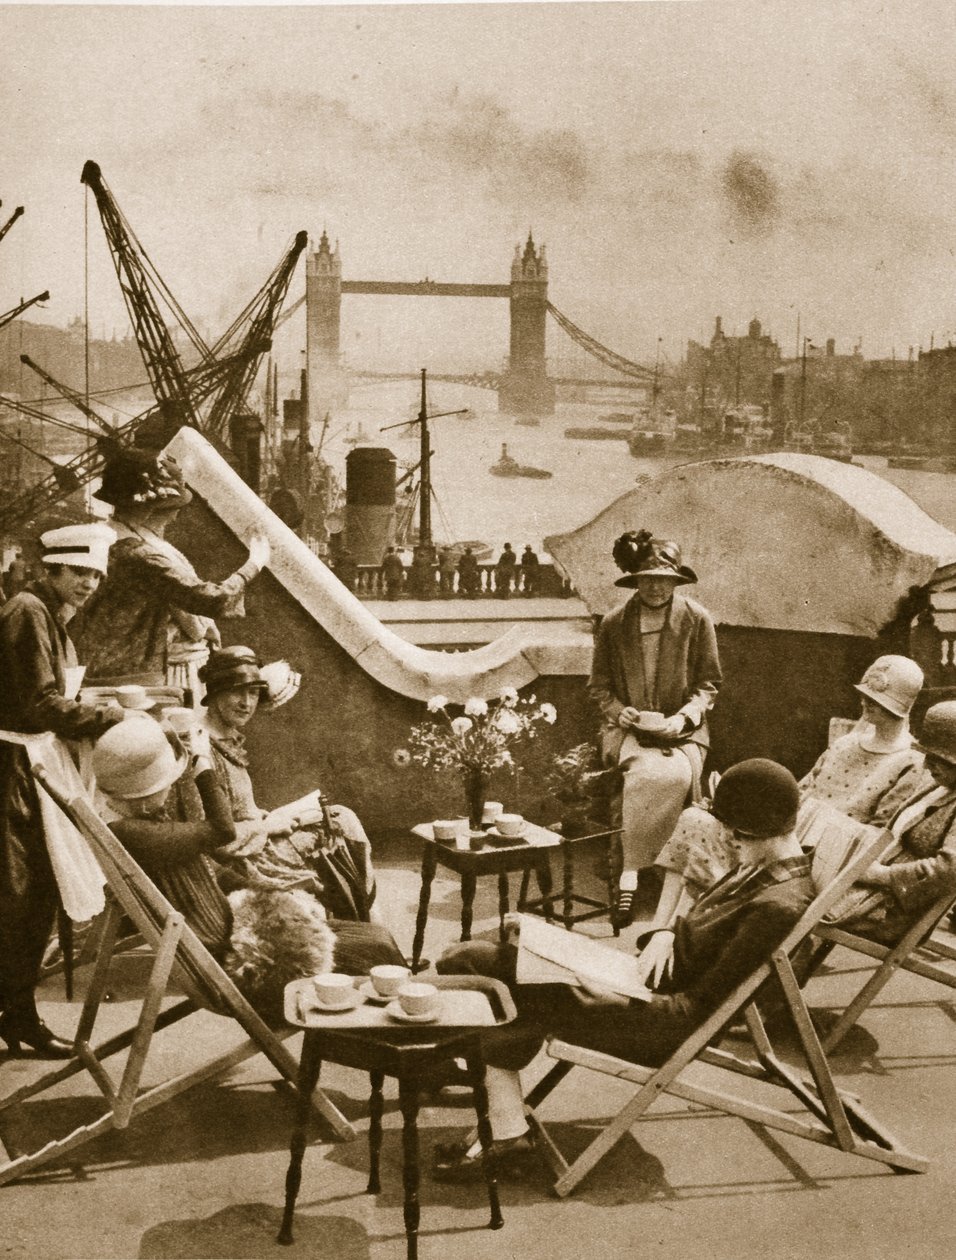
[4,0,956,371]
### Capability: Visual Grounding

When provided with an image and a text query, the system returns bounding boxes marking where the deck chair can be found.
[808,891,956,1052]
[0,762,354,1188]
[523,825,928,1197]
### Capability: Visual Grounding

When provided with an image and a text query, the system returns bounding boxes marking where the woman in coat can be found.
[73,447,271,702]
[588,530,720,927]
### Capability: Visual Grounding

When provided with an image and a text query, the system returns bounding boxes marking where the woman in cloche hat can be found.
[588,529,721,927]
[642,654,927,987]
[73,446,272,703]
[0,523,127,1056]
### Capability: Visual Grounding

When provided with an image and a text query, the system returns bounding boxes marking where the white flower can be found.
[392,747,412,768]
[500,687,518,707]
[540,702,557,725]
[450,716,473,736]
[426,695,449,713]
[464,697,488,717]
[501,750,514,764]
[494,709,522,736]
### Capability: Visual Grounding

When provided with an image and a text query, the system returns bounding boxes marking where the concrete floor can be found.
[3,840,956,1260]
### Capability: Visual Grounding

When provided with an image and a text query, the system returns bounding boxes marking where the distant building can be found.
[684,316,781,427]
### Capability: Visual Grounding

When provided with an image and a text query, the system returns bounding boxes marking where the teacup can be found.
[496,813,524,837]
[481,800,503,827]
[397,981,439,1018]
[115,684,154,710]
[163,706,196,736]
[311,973,355,1007]
[432,819,459,842]
[637,711,667,732]
[370,964,410,998]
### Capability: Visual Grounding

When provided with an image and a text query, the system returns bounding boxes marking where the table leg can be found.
[277,1032,323,1246]
[533,853,555,923]
[562,840,574,932]
[516,867,532,910]
[496,871,510,940]
[398,1078,422,1260]
[411,844,438,972]
[465,1052,504,1231]
[460,870,477,941]
[367,1068,386,1195]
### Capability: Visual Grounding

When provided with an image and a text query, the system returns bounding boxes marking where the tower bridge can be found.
[305,232,653,422]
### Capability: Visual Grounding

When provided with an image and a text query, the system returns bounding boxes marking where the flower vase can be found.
[463,770,488,831]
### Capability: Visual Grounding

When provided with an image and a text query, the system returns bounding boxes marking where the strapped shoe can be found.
[432,1131,536,1183]
[615,887,636,930]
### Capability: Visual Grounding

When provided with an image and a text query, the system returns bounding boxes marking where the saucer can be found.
[385,1000,439,1024]
[306,989,362,1013]
[490,823,526,840]
[358,981,393,1005]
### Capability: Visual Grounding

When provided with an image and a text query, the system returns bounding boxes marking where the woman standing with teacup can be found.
[73,447,271,705]
[589,530,721,928]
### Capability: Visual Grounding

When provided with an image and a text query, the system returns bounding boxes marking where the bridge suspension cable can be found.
[546,302,658,382]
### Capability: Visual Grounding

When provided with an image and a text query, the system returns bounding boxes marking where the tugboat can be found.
[489,442,553,479]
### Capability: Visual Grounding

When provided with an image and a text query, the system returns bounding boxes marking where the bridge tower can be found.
[499,233,555,415]
[306,230,348,425]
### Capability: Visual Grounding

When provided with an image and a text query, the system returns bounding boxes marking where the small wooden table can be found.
[409,823,558,972]
[278,975,516,1260]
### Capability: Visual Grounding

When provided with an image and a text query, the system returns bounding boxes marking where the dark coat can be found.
[588,590,721,764]
[0,582,123,1007]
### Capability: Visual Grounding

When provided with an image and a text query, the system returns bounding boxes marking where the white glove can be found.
[247,533,271,570]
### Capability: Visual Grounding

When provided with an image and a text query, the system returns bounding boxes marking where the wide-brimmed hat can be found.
[93,718,188,800]
[854,656,923,719]
[916,701,956,766]
[95,448,192,512]
[40,522,116,575]
[612,530,697,588]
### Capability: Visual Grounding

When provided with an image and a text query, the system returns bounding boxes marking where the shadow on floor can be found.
[138,1202,370,1259]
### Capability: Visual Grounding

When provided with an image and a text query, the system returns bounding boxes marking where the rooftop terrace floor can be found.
[4,837,956,1260]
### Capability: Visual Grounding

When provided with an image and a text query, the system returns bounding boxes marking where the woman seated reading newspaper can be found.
[431,759,815,1182]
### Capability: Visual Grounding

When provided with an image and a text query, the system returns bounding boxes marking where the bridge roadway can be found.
[349,369,650,391]
[341,280,511,298]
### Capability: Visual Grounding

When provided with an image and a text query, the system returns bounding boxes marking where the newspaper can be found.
[515,914,653,1001]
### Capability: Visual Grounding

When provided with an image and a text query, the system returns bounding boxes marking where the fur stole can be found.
[224,887,336,1024]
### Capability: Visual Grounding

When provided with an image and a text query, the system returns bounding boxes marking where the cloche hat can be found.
[916,701,956,766]
[40,522,116,575]
[93,718,188,800]
[711,758,801,838]
[854,656,923,719]
[612,529,697,588]
[198,646,301,711]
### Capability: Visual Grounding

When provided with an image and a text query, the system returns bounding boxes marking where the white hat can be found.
[93,718,188,800]
[40,523,116,575]
[854,655,924,719]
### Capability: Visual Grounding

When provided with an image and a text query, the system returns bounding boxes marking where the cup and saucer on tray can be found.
[306,973,363,1013]
[359,964,410,1005]
[386,981,441,1024]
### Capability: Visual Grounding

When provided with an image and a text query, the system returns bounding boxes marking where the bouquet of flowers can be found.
[405,688,557,827]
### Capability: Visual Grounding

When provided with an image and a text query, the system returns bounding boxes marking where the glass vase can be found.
[463,768,488,831]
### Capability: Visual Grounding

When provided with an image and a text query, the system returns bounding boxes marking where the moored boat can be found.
[489,442,553,479]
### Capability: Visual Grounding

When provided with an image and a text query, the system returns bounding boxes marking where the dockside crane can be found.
[0,203,24,247]
[0,343,264,533]
[81,160,201,437]
[203,231,307,440]
[0,291,50,334]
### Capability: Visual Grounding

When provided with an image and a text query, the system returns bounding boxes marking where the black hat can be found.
[612,530,697,588]
[711,758,800,838]
[199,646,268,705]
[96,448,192,511]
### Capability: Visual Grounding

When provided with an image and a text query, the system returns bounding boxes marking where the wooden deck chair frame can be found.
[524,829,928,1197]
[808,891,956,1052]
[0,762,354,1189]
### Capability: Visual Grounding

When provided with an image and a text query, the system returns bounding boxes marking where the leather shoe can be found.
[432,1132,536,1183]
[0,1012,73,1058]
